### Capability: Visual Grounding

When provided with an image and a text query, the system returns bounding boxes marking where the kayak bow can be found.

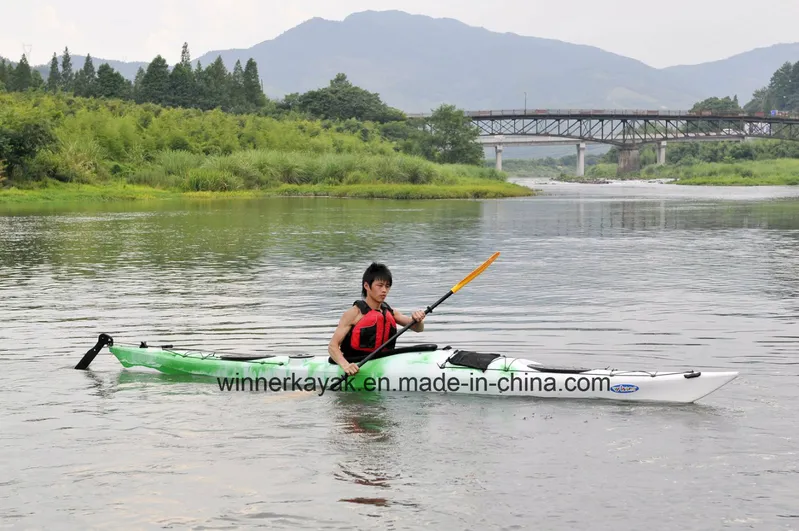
[76,334,738,404]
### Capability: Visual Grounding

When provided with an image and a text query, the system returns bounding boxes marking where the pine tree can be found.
[76,53,97,97]
[47,53,61,92]
[11,54,33,91]
[243,58,267,108]
[138,55,170,105]
[768,62,793,110]
[61,47,74,92]
[202,56,230,110]
[180,42,191,67]
[30,70,45,90]
[0,59,9,90]
[230,60,246,109]
[132,66,146,102]
[73,56,89,96]
[96,63,131,99]
[169,42,196,107]
[193,60,207,108]
[787,61,799,111]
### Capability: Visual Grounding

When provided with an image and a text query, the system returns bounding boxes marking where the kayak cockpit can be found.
[328,343,440,364]
[527,365,593,374]
[219,354,277,361]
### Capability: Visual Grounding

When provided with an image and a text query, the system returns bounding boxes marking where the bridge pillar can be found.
[495,144,503,172]
[657,141,667,165]
[576,142,586,176]
[617,147,641,175]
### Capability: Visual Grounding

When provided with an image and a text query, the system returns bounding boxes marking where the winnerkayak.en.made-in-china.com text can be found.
[216,373,614,395]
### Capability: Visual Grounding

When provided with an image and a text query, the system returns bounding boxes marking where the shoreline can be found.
[550,158,799,186]
[0,180,535,206]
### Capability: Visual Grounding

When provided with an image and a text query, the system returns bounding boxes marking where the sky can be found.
[2,0,797,69]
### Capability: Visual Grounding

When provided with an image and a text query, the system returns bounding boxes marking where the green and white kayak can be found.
[76,334,738,404]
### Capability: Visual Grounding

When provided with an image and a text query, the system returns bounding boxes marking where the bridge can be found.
[407,109,799,175]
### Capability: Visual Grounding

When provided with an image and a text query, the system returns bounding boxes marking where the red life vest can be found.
[341,300,398,362]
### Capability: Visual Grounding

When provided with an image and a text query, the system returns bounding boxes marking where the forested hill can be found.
[662,43,799,110]
[10,10,799,112]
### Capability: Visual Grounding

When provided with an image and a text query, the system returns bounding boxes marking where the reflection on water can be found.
[3,185,799,529]
[330,393,399,513]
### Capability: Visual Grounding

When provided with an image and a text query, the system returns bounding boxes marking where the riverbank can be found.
[0,176,533,205]
[554,159,799,186]
[0,92,533,203]
[0,150,534,203]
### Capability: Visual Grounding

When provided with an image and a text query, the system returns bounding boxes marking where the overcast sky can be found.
[2,0,797,69]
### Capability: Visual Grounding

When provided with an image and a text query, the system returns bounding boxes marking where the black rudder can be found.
[75,333,114,370]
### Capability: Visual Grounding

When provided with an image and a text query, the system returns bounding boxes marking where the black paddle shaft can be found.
[356,290,453,367]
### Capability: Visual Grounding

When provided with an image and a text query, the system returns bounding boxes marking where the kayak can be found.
[76,334,738,404]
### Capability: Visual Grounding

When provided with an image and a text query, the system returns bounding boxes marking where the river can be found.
[2,179,799,529]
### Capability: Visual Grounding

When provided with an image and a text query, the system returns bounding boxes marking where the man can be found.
[328,263,426,376]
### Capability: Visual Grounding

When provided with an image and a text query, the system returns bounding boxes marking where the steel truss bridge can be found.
[407,109,799,175]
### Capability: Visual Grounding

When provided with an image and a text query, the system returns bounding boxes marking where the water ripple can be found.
[2,190,799,529]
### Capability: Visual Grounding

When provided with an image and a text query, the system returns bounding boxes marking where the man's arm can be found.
[328,307,360,375]
[393,309,426,332]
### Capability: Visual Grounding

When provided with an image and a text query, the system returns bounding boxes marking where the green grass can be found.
[0,181,171,204]
[1,149,535,203]
[653,158,799,185]
[0,179,532,204]
[552,158,799,185]
[1,92,534,202]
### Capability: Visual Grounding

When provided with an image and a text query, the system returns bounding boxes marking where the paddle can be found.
[354,251,500,368]
[325,252,500,393]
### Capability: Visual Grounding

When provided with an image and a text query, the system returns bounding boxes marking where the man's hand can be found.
[341,362,359,375]
[411,310,426,323]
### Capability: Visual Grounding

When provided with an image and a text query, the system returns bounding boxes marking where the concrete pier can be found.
[576,142,586,176]
[657,141,667,165]
[495,144,503,171]
[617,147,641,175]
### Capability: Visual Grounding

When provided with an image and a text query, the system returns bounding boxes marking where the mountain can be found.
[16,10,799,113]
[193,10,703,112]
[29,56,148,81]
[662,43,799,103]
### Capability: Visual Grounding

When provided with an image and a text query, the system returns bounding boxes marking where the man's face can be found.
[365,279,391,302]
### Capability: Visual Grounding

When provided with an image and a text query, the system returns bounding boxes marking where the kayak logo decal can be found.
[610,384,639,394]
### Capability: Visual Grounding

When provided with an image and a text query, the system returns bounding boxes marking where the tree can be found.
[243,58,266,108]
[744,88,768,114]
[744,60,799,113]
[295,73,404,123]
[200,56,230,110]
[768,61,794,111]
[30,70,44,90]
[138,55,170,105]
[786,61,799,111]
[10,54,33,91]
[47,53,60,92]
[61,47,74,92]
[423,104,483,165]
[0,110,57,176]
[0,59,8,91]
[229,59,246,109]
[168,43,196,107]
[96,63,131,99]
[132,67,145,102]
[73,53,97,97]
[690,96,742,114]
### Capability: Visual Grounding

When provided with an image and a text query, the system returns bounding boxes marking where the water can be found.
[2,181,799,529]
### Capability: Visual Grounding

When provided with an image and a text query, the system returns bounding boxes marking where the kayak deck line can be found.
[75,334,739,404]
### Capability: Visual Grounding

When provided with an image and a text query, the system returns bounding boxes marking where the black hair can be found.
[362,262,392,297]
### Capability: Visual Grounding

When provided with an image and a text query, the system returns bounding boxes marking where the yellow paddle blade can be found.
[451,252,500,293]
